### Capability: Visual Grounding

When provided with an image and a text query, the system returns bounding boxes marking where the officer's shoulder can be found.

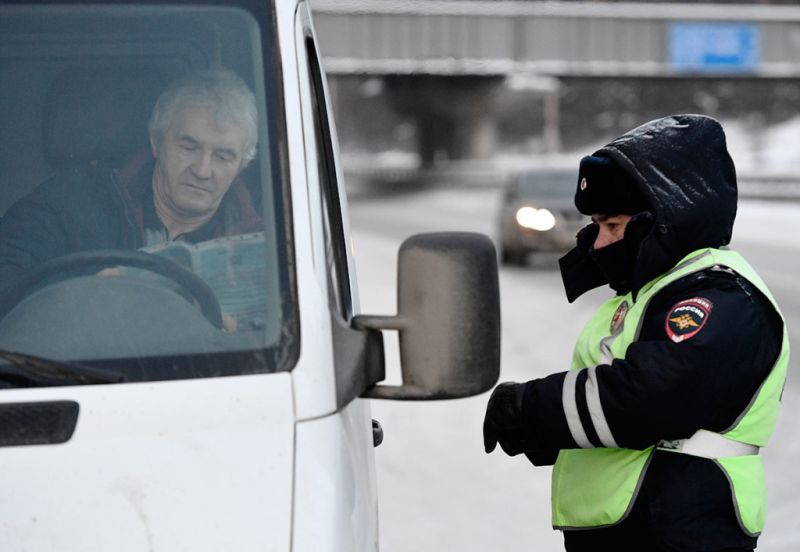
[655,265,769,310]
[652,265,776,322]
[639,265,780,347]
[661,265,751,296]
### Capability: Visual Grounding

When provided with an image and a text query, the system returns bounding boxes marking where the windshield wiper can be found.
[0,350,125,388]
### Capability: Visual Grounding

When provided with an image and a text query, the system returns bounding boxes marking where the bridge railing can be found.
[312,1,800,77]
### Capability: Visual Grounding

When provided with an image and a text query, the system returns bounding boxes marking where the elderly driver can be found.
[0,68,262,315]
[146,69,261,244]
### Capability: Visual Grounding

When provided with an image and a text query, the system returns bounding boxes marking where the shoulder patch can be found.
[610,300,628,335]
[665,297,713,343]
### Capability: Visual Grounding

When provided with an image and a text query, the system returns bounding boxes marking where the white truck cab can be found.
[0,2,500,550]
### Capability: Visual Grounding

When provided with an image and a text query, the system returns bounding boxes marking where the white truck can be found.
[0,1,500,550]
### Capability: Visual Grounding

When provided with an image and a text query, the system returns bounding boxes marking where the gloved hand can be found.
[483,381,528,456]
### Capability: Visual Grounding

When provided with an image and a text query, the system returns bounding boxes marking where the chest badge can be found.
[610,300,629,335]
[665,297,713,343]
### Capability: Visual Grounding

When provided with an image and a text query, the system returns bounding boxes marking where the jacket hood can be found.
[560,114,738,302]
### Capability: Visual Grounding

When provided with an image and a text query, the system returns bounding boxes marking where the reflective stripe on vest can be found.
[657,429,759,458]
[563,367,618,448]
[551,248,790,536]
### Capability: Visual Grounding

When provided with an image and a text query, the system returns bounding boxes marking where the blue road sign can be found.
[670,22,760,73]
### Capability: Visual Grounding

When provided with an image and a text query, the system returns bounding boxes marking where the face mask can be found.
[559,213,654,301]
[588,238,636,294]
[559,224,607,303]
[588,212,654,295]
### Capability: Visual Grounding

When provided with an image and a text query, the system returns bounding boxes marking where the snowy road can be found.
[348,184,800,552]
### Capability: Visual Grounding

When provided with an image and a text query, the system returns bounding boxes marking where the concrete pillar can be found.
[386,75,504,167]
[453,112,498,160]
[418,113,454,168]
[543,91,562,154]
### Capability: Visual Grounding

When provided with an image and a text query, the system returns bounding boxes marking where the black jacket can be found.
[527,115,784,551]
[0,158,261,295]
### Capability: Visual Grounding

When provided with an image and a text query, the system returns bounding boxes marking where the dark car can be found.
[498,168,587,265]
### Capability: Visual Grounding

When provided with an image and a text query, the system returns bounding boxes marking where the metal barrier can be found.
[343,155,800,201]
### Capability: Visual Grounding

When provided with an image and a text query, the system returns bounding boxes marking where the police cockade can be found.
[665,297,713,343]
[580,177,588,191]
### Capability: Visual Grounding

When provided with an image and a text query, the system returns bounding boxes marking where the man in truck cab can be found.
[483,115,789,552]
[0,68,262,314]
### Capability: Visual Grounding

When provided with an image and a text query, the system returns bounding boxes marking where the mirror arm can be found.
[352,314,408,332]
[353,314,420,400]
[353,314,467,400]
[362,384,440,401]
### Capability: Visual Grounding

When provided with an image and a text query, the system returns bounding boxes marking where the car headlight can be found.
[515,207,556,231]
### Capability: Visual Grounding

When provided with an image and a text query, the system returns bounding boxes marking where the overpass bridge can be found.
[311,1,800,169]
[313,1,800,78]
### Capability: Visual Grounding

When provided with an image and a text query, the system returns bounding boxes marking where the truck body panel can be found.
[0,375,294,551]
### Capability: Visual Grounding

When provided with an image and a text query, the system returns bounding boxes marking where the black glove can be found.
[483,381,528,456]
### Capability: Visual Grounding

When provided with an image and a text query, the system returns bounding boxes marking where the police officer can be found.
[483,114,789,552]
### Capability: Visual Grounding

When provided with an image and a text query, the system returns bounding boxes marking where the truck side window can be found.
[305,37,352,320]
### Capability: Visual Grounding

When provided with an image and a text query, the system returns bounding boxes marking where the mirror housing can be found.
[355,232,500,400]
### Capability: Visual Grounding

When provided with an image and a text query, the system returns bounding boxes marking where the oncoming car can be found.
[498,168,587,266]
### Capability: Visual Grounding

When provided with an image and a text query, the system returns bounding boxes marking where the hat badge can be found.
[580,177,587,190]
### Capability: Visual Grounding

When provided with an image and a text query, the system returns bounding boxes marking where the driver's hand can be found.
[222,313,238,332]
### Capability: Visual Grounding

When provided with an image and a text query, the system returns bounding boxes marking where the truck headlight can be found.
[515,207,556,231]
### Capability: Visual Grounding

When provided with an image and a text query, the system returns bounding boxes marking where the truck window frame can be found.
[304,37,353,320]
[297,8,384,408]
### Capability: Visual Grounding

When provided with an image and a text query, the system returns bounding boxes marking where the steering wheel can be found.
[0,250,223,328]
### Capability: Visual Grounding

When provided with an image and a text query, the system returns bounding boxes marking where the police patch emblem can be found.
[610,300,628,335]
[665,297,713,343]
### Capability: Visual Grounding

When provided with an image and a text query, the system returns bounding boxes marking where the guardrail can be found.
[737,175,800,200]
[343,156,800,201]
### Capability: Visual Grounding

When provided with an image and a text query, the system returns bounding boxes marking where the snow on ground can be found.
[734,199,800,251]
[722,116,800,175]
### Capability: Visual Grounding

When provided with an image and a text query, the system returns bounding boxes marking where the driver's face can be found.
[150,104,247,219]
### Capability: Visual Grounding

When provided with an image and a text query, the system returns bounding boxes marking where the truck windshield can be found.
[0,4,297,384]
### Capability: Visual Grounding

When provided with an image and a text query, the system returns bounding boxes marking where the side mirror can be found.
[355,232,500,400]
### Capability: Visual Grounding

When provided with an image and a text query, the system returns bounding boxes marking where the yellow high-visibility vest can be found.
[552,248,790,536]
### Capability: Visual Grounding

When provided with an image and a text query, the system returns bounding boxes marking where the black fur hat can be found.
[575,155,649,216]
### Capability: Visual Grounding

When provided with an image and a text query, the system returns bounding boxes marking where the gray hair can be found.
[149,68,258,166]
